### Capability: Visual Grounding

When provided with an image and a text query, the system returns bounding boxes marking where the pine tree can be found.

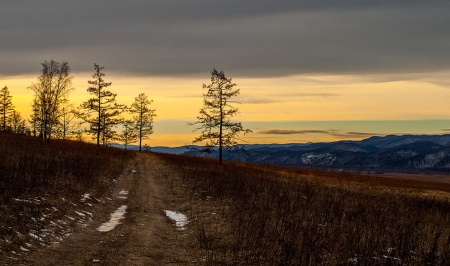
[129,93,156,151]
[117,120,139,150]
[190,69,252,163]
[77,64,125,146]
[0,86,15,131]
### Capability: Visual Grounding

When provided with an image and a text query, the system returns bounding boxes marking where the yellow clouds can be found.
[235,74,450,121]
[2,71,450,146]
[4,72,450,123]
[0,75,35,115]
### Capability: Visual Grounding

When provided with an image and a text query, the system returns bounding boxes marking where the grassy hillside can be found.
[157,153,450,265]
[0,132,133,259]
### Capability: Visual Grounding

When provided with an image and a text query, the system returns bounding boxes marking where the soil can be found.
[17,153,192,266]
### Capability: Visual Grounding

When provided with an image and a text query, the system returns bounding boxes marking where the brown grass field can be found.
[156,153,450,265]
[0,132,133,259]
[1,132,450,265]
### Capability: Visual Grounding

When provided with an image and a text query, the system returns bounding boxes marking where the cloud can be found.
[236,93,341,104]
[258,129,338,135]
[258,129,384,138]
[332,132,384,138]
[0,1,449,79]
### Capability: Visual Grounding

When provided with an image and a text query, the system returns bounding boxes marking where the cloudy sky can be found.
[1,1,450,146]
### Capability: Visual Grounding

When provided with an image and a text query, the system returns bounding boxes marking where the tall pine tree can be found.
[77,64,125,146]
[129,93,156,151]
[190,69,252,163]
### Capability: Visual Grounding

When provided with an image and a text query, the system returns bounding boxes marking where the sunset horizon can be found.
[1,1,449,147]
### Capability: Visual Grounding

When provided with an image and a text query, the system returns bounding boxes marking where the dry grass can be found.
[0,132,133,259]
[157,153,450,266]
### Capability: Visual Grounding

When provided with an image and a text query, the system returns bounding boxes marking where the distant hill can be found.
[109,143,195,154]
[180,134,450,173]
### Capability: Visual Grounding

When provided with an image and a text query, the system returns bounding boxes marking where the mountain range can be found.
[111,134,450,173]
[178,134,450,173]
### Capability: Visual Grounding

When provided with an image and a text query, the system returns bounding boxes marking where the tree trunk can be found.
[97,84,101,146]
[219,87,223,164]
[139,111,142,152]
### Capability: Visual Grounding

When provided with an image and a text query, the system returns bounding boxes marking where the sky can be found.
[1,1,450,147]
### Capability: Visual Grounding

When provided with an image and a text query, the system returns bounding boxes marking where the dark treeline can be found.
[1,60,156,150]
[3,65,252,160]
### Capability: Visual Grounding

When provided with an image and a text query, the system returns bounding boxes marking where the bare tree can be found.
[117,120,139,150]
[29,98,40,137]
[0,86,15,131]
[53,106,82,140]
[28,60,74,141]
[190,69,252,163]
[77,64,125,146]
[129,93,156,151]
[72,129,85,142]
[9,111,27,134]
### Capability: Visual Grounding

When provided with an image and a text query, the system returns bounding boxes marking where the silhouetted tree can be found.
[0,86,15,131]
[117,120,139,150]
[29,98,40,137]
[9,111,27,134]
[77,64,125,146]
[190,69,252,163]
[28,60,74,141]
[129,93,156,151]
[53,106,82,140]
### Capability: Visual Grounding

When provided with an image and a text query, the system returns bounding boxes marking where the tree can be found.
[190,69,252,163]
[9,111,27,134]
[29,98,41,137]
[53,106,82,140]
[0,86,15,131]
[77,63,125,146]
[117,120,139,150]
[129,93,156,151]
[28,60,74,141]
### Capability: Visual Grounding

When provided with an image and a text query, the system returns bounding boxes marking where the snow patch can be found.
[97,205,127,232]
[164,210,188,230]
[29,233,43,241]
[301,153,336,165]
[74,211,86,217]
[80,193,91,202]
[117,190,128,199]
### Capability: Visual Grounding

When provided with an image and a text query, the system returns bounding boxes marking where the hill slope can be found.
[183,134,450,172]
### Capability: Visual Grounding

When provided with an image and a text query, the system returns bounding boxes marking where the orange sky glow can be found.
[3,71,450,147]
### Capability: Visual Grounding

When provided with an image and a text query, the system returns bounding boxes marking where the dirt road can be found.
[19,153,191,266]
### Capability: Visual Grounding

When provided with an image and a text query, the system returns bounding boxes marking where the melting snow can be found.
[81,193,91,202]
[97,205,127,232]
[29,233,43,241]
[164,210,188,230]
[74,211,85,217]
[117,190,128,199]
